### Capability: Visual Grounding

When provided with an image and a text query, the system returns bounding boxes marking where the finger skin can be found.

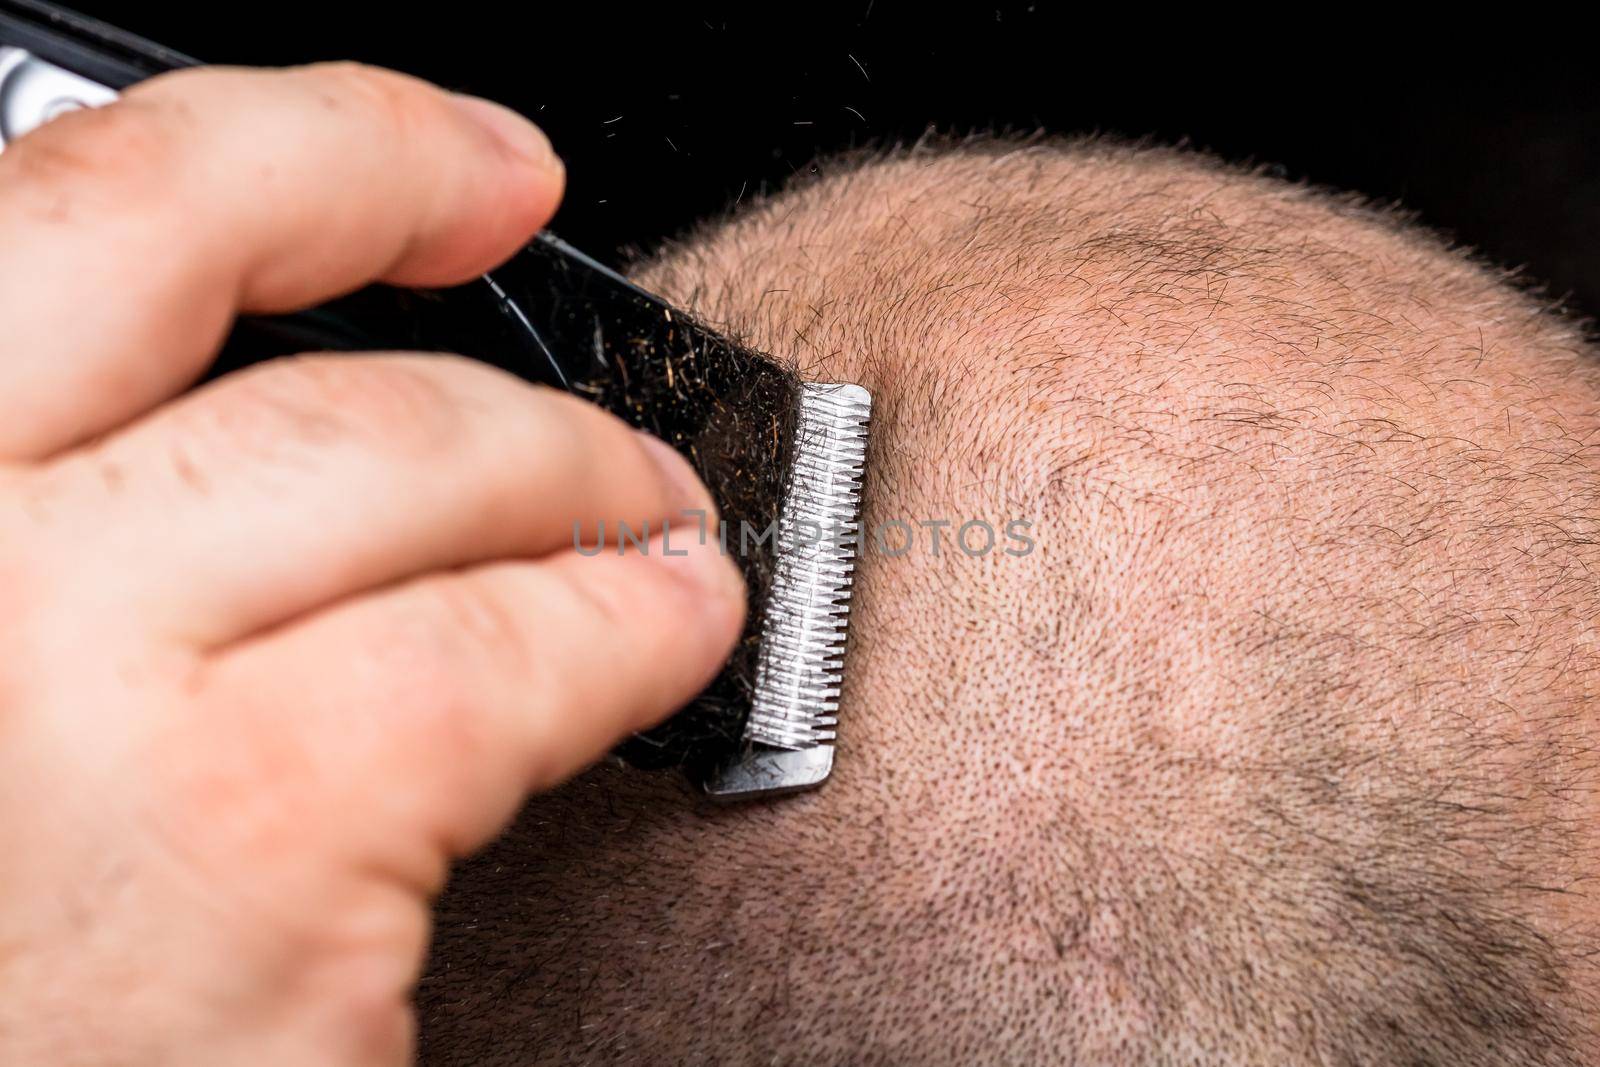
[31,353,716,649]
[195,533,745,887]
[0,62,563,461]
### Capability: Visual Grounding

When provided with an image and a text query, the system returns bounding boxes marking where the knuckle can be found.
[275,354,458,436]
[0,98,186,215]
[177,359,348,464]
[416,571,531,677]
[551,559,633,635]
[200,355,465,461]
[300,61,440,142]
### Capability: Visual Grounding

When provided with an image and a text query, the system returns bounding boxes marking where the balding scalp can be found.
[421,139,1600,1066]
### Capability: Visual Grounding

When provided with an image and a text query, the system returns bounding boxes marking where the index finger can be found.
[0,62,563,460]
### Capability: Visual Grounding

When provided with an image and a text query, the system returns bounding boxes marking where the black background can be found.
[65,4,1600,319]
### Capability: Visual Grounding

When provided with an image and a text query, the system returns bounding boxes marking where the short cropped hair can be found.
[420,137,1600,1066]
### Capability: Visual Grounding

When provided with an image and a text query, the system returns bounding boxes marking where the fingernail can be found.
[636,430,714,518]
[449,93,562,175]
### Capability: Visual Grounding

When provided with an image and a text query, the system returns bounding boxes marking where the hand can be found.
[0,63,744,1065]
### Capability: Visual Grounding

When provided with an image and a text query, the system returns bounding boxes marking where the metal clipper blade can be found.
[704,381,871,799]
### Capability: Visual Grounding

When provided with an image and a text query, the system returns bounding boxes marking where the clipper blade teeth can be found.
[743,382,872,751]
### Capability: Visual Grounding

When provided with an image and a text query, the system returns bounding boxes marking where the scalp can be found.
[421,139,1600,1066]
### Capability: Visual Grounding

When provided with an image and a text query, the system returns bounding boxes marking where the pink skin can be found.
[0,62,745,1066]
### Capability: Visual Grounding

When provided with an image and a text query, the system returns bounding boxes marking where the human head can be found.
[421,139,1600,1066]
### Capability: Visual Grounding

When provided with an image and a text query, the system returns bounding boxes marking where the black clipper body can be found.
[0,0,871,797]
